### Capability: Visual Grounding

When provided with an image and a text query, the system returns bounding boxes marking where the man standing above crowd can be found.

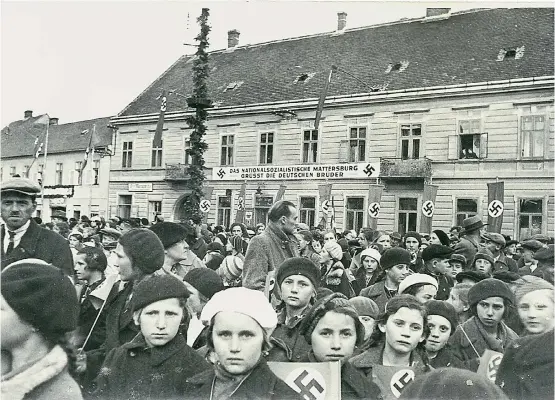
[421,244,455,301]
[453,216,485,269]
[242,200,299,292]
[0,177,73,275]
[482,232,518,273]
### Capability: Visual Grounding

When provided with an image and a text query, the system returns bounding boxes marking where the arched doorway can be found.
[172,192,192,222]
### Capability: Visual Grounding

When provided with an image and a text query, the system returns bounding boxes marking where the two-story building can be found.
[109,7,554,240]
[1,111,114,221]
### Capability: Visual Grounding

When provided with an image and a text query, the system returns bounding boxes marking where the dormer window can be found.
[385,61,410,74]
[294,72,315,84]
[497,46,525,61]
[224,81,244,92]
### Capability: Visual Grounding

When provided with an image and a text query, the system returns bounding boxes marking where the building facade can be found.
[109,7,554,240]
[1,112,114,221]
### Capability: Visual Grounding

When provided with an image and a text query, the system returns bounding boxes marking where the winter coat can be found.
[359,280,395,313]
[420,267,453,301]
[321,260,355,298]
[1,220,74,275]
[76,278,109,351]
[494,253,518,273]
[267,309,311,362]
[453,235,482,270]
[92,333,210,400]
[242,223,299,291]
[300,247,321,266]
[183,360,302,400]
[1,345,82,400]
[190,237,208,260]
[448,316,519,371]
[428,346,464,369]
[496,329,554,400]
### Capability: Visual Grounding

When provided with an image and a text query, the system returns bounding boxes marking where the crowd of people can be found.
[1,177,554,400]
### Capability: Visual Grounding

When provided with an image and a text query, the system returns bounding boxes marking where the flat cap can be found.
[534,244,554,261]
[99,227,122,239]
[422,244,454,262]
[456,270,489,283]
[481,232,506,247]
[1,177,41,196]
[520,239,545,252]
[449,253,467,265]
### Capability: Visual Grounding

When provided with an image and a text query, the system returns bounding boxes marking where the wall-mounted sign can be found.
[42,185,74,198]
[128,183,153,192]
[213,162,380,181]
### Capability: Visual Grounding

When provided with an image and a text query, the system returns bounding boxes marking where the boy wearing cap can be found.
[424,300,462,368]
[532,244,554,284]
[421,244,455,301]
[1,177,74,275]
[360,247,412,312]
[448,253,466,279]
[267,257,320,362]
[482,232,518,273]
[517,239,544,275]
[449,278,519,370]
[93,275,210,400]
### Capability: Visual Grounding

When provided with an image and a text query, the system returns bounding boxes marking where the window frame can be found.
[395,196,421,234]
[183,136,192,165]
[258,131,275,165]
[298,195,318,229]
[399,122,423,160]
[347,126,368,162]
[514,196,548,240]
[520,114,547,159]
[148,200,162,218]
[93,160,100,185]
[217,195,232,228]
[117,194,133,219]
[151,139,163,168]
[301,129,319,164]
[220,133,235,167]
[454,197,480,227]
[75,161,83,185]
[344,196,365,232]
[122,141,133,169]
[55,163,63,185]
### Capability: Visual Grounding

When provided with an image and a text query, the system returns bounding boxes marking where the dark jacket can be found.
[93,333,210,400]
[1,220,73,275]
[267,309,311,362]
[448,316,519,371]
[183,360,302,400]
[428,345,464,369]
[77,279,109,351]
[190,237,208,260]
[494,253,518,273]
[359,280,395,313]
[496,329,554,400]
[242,223,299,291]
[420,267,453,301]
[350,343,431,378]
[321,261,355,298]
[453,235,481,270]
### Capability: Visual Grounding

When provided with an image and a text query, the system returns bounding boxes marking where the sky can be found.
[1,0,550,125]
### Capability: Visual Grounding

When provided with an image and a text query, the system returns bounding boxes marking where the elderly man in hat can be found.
[453,216,486,270]
[0,177,73,275]
[482,232,518,273]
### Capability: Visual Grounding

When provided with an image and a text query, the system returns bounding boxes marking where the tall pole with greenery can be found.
[184,8,211,221]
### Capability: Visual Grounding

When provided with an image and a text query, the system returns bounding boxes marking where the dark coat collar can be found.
[350,343,428,373]
[1,219,41,260]
[123,333,191,367]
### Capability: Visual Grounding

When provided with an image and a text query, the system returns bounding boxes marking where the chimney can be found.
[49,117,59,125]
[24,110,33,119]
[337,12,347,31]
[227,30,240,48]
[426,8,450,17]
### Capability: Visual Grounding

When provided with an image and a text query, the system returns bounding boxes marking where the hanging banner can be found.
[213,162,380,181]
[234,182,247,223]
[367,185,385,230]
[420,184,438,234]
[201,186,214,222]
[318,183,333,228]
[267,362,341,400]
[487,181,504,233]
[372,366,416,400]
[275,183,287,202]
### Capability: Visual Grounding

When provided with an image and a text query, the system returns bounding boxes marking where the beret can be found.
[349,296,379,319]
[534,244,554,261]
[118,229,165,274]
[513,275,554,303]
[149,222,188,249]
[276,257,321,288]
[132,275,190,312]
[381,247,411,270]
[398,273,438,295]
[492,271,521,283]
[481,232,506,247]
[456,270,490,283]
[403,231,422,245]
[184,268,225,300]
[200,287,277,333]
[1,177,41,196]
[468,278,514,306]
[422,244,454,262]
[360,248,381,264]
[425,300,458,334]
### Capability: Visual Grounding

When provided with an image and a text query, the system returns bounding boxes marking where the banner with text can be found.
[267,361,341,400]
[213,162,380,181]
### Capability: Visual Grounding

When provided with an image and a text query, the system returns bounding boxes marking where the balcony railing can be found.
[165,163,191,181]
[379,157,432,179]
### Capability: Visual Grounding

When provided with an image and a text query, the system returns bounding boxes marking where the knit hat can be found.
[200,287,277,333]
[380,247,412,270]
[1,260,79,340]
[184,268,225,300]
[360,248,381,264]
[118,229,165,274]
[513,275,554,303]
[219,256,244,282]
[425,300,458,334]
[324,241,343,260]
[472,250,495,267]
[349,296,379,319]
[276,257,321,288]
[149,222,188,249]
[404,231,422,246]
[468,278,514,306]
[300,292,365,346]
[132,275,190,312]
[456,270,490,284]
[422,244,454,262]
[399,368,509,400]
[432,230,451,247]
[205,253,225,271]
[398,273,439,295]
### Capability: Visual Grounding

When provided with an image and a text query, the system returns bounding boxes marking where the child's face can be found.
[476,296,505,328]
[134,298,183,348]
[362,257,378,275]
[425,315,452,354]
[447,290,467,314]
[449,262,464,278]
[379,307,425,355]
[74,253,91,282]
[475,259,492,274]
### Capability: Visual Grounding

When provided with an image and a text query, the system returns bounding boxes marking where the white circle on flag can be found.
[368,202,381,218]
[285,367,327,400]
[321,200,331,215]
[488,200,504,218]
[421,200,435,217]
[390,369,415,398]
[199,199,211,213]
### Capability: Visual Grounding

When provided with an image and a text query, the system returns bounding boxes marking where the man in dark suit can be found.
[1,177,73,275]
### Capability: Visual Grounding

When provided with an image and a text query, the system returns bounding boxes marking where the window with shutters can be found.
[118,195,132,219]
[220,135,234,166]
[518,198,543,240]
[302,129,318,163]
[349,127,367,162]
[448,111,488,160]
[455,198,478,226]
[122,141,133,168]
[346,197,364,231]
[151,140,163,167]
[400,124,421,160]
[398,197,418,234]
[55,163,63,185]
[299,197,316,228]
[217,196,232,228]
[259,132,274,164]
[521,115,545,158]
